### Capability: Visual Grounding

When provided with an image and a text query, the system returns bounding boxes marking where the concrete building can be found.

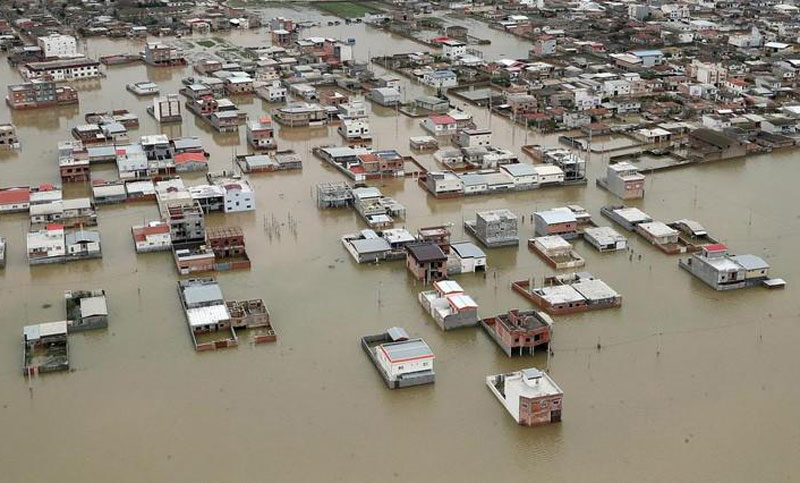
[530,235,585,269]
[64,289,108,332]
[601,205,653,231]
[131,221,172,253]
[465,209,519,247]
[6,81,79,109]
[582,226,628,252]
[20,57,100,82]
[367,87,401,107]
[679,244,772,291]
[513,272,622,314]
[23,321,69,376]
[599,162,645,200]
[37,34,77,58]
[65,230,102,259]
[486,368,563,426]
[178,278,237,351]
[149,95,182,123]
[166,201,205,248]
[424,171,464,198]
[422,70,458,88]
[246,116,276,150]
[27,224,66,264]
[418,280,479,331]
[480,309,553,357]
[406,242,447,284]
[534,208,579,239]
[144,42,185,66]
[361,327,435,389]
[338,118,372,142]
[454,128,491,148]
[449,241,487,274]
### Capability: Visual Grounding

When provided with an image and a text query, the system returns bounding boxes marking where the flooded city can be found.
[1,2,799,481]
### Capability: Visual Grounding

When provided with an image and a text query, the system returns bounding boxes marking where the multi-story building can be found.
[37,34,77,58]
[6,81,79,109]
[599,162,645,200]
[143,42,186,66]
[166,201,206,248]
[20,57,101,81]
[486,368,563,426]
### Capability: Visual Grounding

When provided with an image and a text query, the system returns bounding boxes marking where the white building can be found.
[454,128,491,147]
[376,337,435,379]
[450,242,487,273]
[131,221,172,253]
[256,80,287,103]
[37,34,77,58]
[220,180,255,213]
[338,118,371,141]
[441,39,467,59]
[27,225,66,263]
[422,70,458,88]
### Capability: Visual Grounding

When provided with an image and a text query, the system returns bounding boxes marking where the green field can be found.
[314,1,383,18]
[196,39,216,48]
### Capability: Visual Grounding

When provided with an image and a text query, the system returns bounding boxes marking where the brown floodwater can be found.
[1,10,799,481]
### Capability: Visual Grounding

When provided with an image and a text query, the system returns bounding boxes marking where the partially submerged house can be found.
[512,272,622,314]
[23,321,69,376]
[679,243,777,290]
[406,242,448,284]
[481,309,553,357]
[529,235,585,269]
[486,367,563,426]
[418,280,479,331]
[464,209,519,248]
[582,226,628,252]
[64,289,108,332]
[361,327,435,389]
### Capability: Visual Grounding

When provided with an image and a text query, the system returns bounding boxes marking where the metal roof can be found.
[451,241,486,259]
[380,338,435,363]
[731,254,769,271]
[536,207,577,225]
[80,295,108,318]
[183,283,224,307]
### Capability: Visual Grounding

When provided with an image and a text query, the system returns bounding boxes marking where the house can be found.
[20,57,101,82]
[464,209,519,248]
[529,235,585,269]
[6,81,79,109]
[688,128,747,161]
[64,289,108,332]
[512,272,621,314]
[533,165,565,185]
[636,221,679,247]
[367,87,401,106]
[679,244,772,291]
[486,368,563,426]
[418,280,479,331]
[480,309,553,356]
[206,226,250,271]
[174,152,208,173]
[246,116,276,150]
[449,241,486,274]
[131,221,172,253]
[0,124,21,150]
[583,226,627,252]
[273,102,327,127]
[441,39,466,59]
[143,42,185,66]
[454,128,491,148]
[534,208,578,239]
[406,242,447,284]
[424,171,464,198]
[166,201,205,248]
[415,95,449,114]
[500,163,538,190]
[65,230,102,259]
[422,70,458,88]
[338,118,372,142]
[27,224,66,264]
[421,114,458,136]
[149,94,182,123]
[0,186,31,213]
[601,205,653,231]
[178,278,237,350]
[23,321,69,376]
[598,162,645,200]
[361,327,435,389]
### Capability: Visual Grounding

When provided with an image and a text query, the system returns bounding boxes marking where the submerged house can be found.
[679,243,773,291]
[64,289,108,332]
[486,367,563,426]
[418,280,479,331]
[406,242,448,284]
[361,327,435,389]
[481,309,553,357]
[23,321,69,376]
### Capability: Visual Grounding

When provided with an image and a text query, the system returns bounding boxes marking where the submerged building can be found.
[486,367,563,426]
